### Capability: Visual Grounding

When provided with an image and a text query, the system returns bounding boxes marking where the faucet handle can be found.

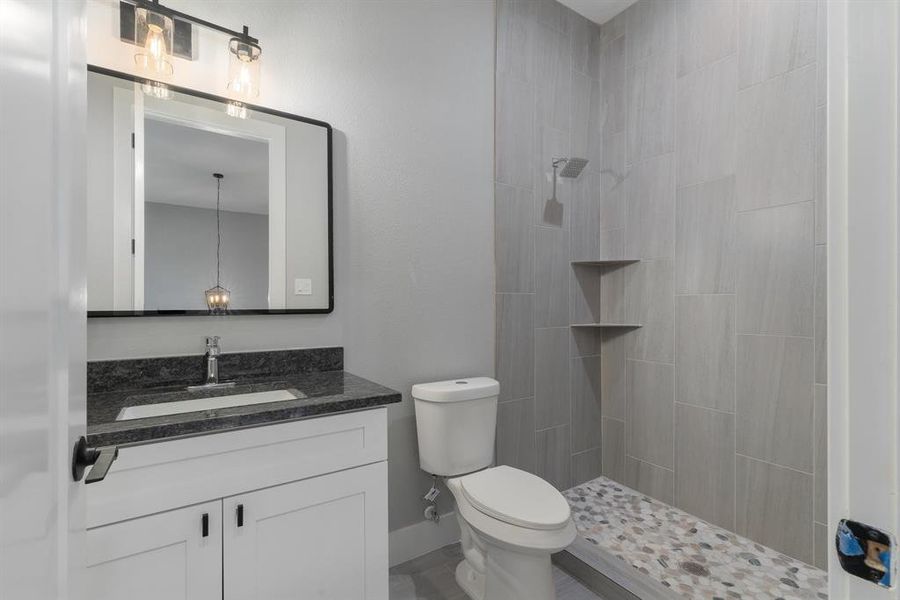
[206,336,221,354]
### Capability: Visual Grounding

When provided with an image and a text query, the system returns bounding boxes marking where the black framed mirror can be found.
[86,65,333,317]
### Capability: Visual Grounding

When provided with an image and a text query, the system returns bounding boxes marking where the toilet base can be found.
[455,515,558,600]
[455,559,485,600]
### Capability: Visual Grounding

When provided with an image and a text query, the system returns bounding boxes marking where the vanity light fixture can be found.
[133,3,174,77]
[205,173,231,313]
[226,26,262,101]
[121,1,262,105]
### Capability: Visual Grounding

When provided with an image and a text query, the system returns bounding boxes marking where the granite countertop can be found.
[87,370,401,447]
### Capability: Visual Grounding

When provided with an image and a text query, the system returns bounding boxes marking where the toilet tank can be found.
[412,377,500,476]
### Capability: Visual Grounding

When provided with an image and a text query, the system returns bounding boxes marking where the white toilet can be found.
[412,377,576,600]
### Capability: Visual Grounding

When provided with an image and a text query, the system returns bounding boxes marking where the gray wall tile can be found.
[675,403,736,529]
[570,12,594,75]
[601,333,627,419]
[496,184,534,293]
[570,266,601,327]
[626,259,675,363]
[572,355,603,452]
[602,417,626,481]
[736,455,813,564]
[815,105,826,244]
[736,202,814,337]
[626,153,675,260]
[600,133,627,230]
[599,266,626,324]
[815,245,826,384]
[571,72,599,170]
[676,0,737,77]
[736,335,814,472]
[599,36,626,137]
[814,384,827,524]
[625,0,676,67]
[536,425,572,490]
[496,74,534,189]
[676,56,737,187]
[675,295,735,412]
[738,0,817,88]
[626,51,676,164]
[533,22,573,131]
[814,522,828,571]
[497,0,535,82]
[675,176,736,294]
[736,64,816,211]
[625,457,675,503]
[815,0,826,107]
[535,227,570,327]
[572,448,603,486]
[535,327,571,429]
[497,398,536,473]
[496,293,535,401]
[626,360,675,469]
[571,173,613,262]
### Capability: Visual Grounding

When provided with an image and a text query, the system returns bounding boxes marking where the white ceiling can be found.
[145,119,269,215]
[557,0,638,25]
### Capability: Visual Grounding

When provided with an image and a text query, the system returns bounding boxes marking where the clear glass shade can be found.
[226,38,261,100]
[134,8,174,77]
[205,285,231,312]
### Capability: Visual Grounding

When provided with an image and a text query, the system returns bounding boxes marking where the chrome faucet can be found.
[187,336,235,391]
[205,336,222,385]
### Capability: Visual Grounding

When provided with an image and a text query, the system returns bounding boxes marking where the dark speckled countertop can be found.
[87,348,401,447]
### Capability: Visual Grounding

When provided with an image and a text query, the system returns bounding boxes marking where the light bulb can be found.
[226,36,261,100]
[134,9,173,77]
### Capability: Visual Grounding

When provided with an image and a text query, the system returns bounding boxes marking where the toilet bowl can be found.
[411,378,576,600]
[447,466,576,600]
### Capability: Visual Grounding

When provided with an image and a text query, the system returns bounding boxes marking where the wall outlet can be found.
[294,278,312,296]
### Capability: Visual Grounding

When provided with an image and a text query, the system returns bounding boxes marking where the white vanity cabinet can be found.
[86,407,389,600]
[87,500,222,600]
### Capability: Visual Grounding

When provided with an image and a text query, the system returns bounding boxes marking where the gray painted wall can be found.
[144,202,268,310]
[495,0,827,568]
[87,0,495,535]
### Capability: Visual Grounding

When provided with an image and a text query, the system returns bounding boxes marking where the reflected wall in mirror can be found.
[86,67,332,316]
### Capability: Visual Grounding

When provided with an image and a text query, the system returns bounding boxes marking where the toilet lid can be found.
[459,465,571,530]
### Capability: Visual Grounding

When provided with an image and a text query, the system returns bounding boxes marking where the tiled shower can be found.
[494,0,827,568]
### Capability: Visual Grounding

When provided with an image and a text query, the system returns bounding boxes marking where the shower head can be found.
[553,157,589,178]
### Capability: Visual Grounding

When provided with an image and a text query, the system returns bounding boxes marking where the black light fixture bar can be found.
[121,0,258,53]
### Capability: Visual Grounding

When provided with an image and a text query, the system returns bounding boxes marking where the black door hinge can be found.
[131,132,135,148]
[131,239,135,255]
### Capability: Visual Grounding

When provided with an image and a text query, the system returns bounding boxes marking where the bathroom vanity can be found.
[84,347,399,600]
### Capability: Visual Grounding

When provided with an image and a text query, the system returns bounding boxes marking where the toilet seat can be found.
[458,465,571,530]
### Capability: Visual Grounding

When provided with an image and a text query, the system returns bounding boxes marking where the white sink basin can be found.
[117,389,301,421]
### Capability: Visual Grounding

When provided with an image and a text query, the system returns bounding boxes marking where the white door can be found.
[224,462,389,600]
[0,1,87,599]
[828,1,900,598]
[86,501,222,600]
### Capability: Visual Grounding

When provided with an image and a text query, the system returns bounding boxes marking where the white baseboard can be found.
[389,512,461,567]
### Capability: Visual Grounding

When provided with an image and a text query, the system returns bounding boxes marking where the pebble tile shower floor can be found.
[564,477,829,600]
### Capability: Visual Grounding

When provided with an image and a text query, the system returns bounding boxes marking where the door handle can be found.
[71,436,119,484]
[236,504,244,527]
[201,513,209,537]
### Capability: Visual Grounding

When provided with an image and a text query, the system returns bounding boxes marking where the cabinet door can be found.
[224,461,388,600]
[87,500,222,600]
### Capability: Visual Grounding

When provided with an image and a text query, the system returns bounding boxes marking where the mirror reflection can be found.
[86,69,332,315]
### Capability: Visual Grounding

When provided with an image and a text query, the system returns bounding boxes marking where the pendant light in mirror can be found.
[205,173,231,312]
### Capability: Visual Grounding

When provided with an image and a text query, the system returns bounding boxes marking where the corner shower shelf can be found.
[570,322,642,329]
[570,259,640,267]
